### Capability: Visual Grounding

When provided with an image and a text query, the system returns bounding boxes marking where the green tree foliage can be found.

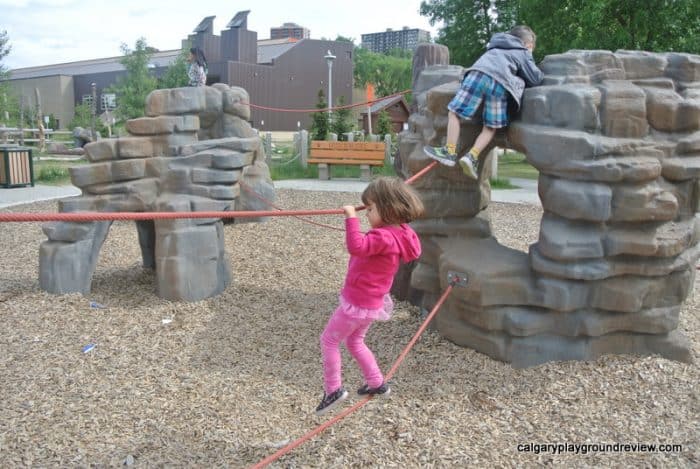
[420,0,518,66]
[420,0,699,65]
[108,37,158,121]
[0,29,18,126]
[0,30,10,73]
[331,95,354,139]
[335,35,355,44]
[69,102,107,134]
[158,46,190,89]
[519,0,700,59]
[354,47,412,100]
[310,89,330,140]
[376,110,394,136]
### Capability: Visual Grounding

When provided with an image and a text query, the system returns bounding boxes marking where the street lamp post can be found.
[324,50,336,123]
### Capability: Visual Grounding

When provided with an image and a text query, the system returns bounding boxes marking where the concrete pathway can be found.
[0,184,81,209]
[275,177,540,206]
[0,177,540,210]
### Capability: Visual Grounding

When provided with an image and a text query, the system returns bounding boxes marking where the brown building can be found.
[6,11,353,131]
[360,95,410,134]
[270,22,310,40]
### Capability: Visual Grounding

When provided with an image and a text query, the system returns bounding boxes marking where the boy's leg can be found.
[424,72,486,167]
[345,319,384,388]
[445,111,461,154]
[472,125,497,155]
[423,111,462,165]
[459,76,507,178]
[459,125,496,179]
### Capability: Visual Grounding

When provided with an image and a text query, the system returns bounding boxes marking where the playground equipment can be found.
[393,44,699,367]
[37,84,274,301]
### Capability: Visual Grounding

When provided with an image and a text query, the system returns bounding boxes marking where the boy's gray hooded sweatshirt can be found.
[467,32,544,108]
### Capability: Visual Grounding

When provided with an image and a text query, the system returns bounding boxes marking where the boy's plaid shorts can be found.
[447,71,509,128]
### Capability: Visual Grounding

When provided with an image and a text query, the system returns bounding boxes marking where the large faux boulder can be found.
[395,46,699,367]
[39,85,275,301]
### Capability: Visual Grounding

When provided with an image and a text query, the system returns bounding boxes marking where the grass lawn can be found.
[31,144,539,188]
[495,151,539,180]
[33,157,87,185]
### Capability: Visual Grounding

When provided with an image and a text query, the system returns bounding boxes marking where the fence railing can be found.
[0,127,73,145]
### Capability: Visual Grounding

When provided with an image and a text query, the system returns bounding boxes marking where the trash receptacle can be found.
[0,145,34,188]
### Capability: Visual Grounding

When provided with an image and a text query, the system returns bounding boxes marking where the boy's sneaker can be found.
[423,146,458,167]
[357,382,391,397]
[459,154,478,179]
[315,388,349,416]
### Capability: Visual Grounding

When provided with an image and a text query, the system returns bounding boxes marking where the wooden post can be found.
[19,95,24,146]
[90,83,97,141]
[264,132,272,165]
[299,129,308,168]
[384,134,392,166]
[35,88,46,153]
[490,148,498,180]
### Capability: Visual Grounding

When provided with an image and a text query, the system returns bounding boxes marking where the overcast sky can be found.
[1,0,440,69]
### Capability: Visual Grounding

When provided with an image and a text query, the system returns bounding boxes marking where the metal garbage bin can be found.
[0,145,34,188]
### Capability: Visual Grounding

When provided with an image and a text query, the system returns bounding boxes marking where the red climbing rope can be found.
[238,180,347,232]
[236,162,439,232]
[405,161,438,185]
[250,283,455,469]
[0,208,348,223]
[243,89,412,113]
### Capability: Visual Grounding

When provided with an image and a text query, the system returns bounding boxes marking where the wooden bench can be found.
[309,141,386,181]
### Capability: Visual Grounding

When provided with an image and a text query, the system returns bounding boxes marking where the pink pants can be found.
[320,306,384,394]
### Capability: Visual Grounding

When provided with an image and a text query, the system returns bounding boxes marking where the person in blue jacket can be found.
[423,25,544,179]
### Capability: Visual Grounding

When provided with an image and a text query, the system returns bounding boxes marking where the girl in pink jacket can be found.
[316,177,424,416]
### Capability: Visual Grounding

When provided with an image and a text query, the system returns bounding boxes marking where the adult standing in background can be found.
[187,47,207,87]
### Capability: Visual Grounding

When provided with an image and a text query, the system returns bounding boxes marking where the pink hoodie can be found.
[341,217,422,309]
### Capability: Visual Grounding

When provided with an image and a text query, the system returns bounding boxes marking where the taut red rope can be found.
[243,89,412,113]
[249,284,455,469]
[0,208,347,223]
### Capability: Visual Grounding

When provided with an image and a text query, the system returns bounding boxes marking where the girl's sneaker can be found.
[423,146,458,166]
[357,382,391,397]
[315,388,349,416]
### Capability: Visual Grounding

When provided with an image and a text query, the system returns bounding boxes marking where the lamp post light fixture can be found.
[324,50,336,121]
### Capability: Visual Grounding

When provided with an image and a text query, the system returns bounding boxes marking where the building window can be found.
[82,95,94,108]
[101,93,117,111]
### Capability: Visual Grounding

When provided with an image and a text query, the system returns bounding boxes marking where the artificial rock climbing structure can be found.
[39,84,274,301]
[395,45,699,367]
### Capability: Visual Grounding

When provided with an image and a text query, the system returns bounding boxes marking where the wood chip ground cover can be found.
[0,190,697,467]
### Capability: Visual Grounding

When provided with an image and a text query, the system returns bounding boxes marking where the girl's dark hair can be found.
[190,47,207,67]
[361,177,424,225]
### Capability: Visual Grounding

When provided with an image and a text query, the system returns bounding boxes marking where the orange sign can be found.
[366,83,375,102]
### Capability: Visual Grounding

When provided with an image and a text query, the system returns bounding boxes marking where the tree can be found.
[376,110,393,137]
[108,37,158,121]
[419,0,699,65]
[69,102,107,134]
[0,30,17,126]
[519,0,700,59]
[331,95,354,139]
[0,30,10,71]
[158,46,190,89]
[335,35,355,44]
[309,89,330,140]
[420,0,519,66]
[354,48,412,100]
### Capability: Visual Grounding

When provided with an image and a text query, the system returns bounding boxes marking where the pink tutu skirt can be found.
[338,293,394,321]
